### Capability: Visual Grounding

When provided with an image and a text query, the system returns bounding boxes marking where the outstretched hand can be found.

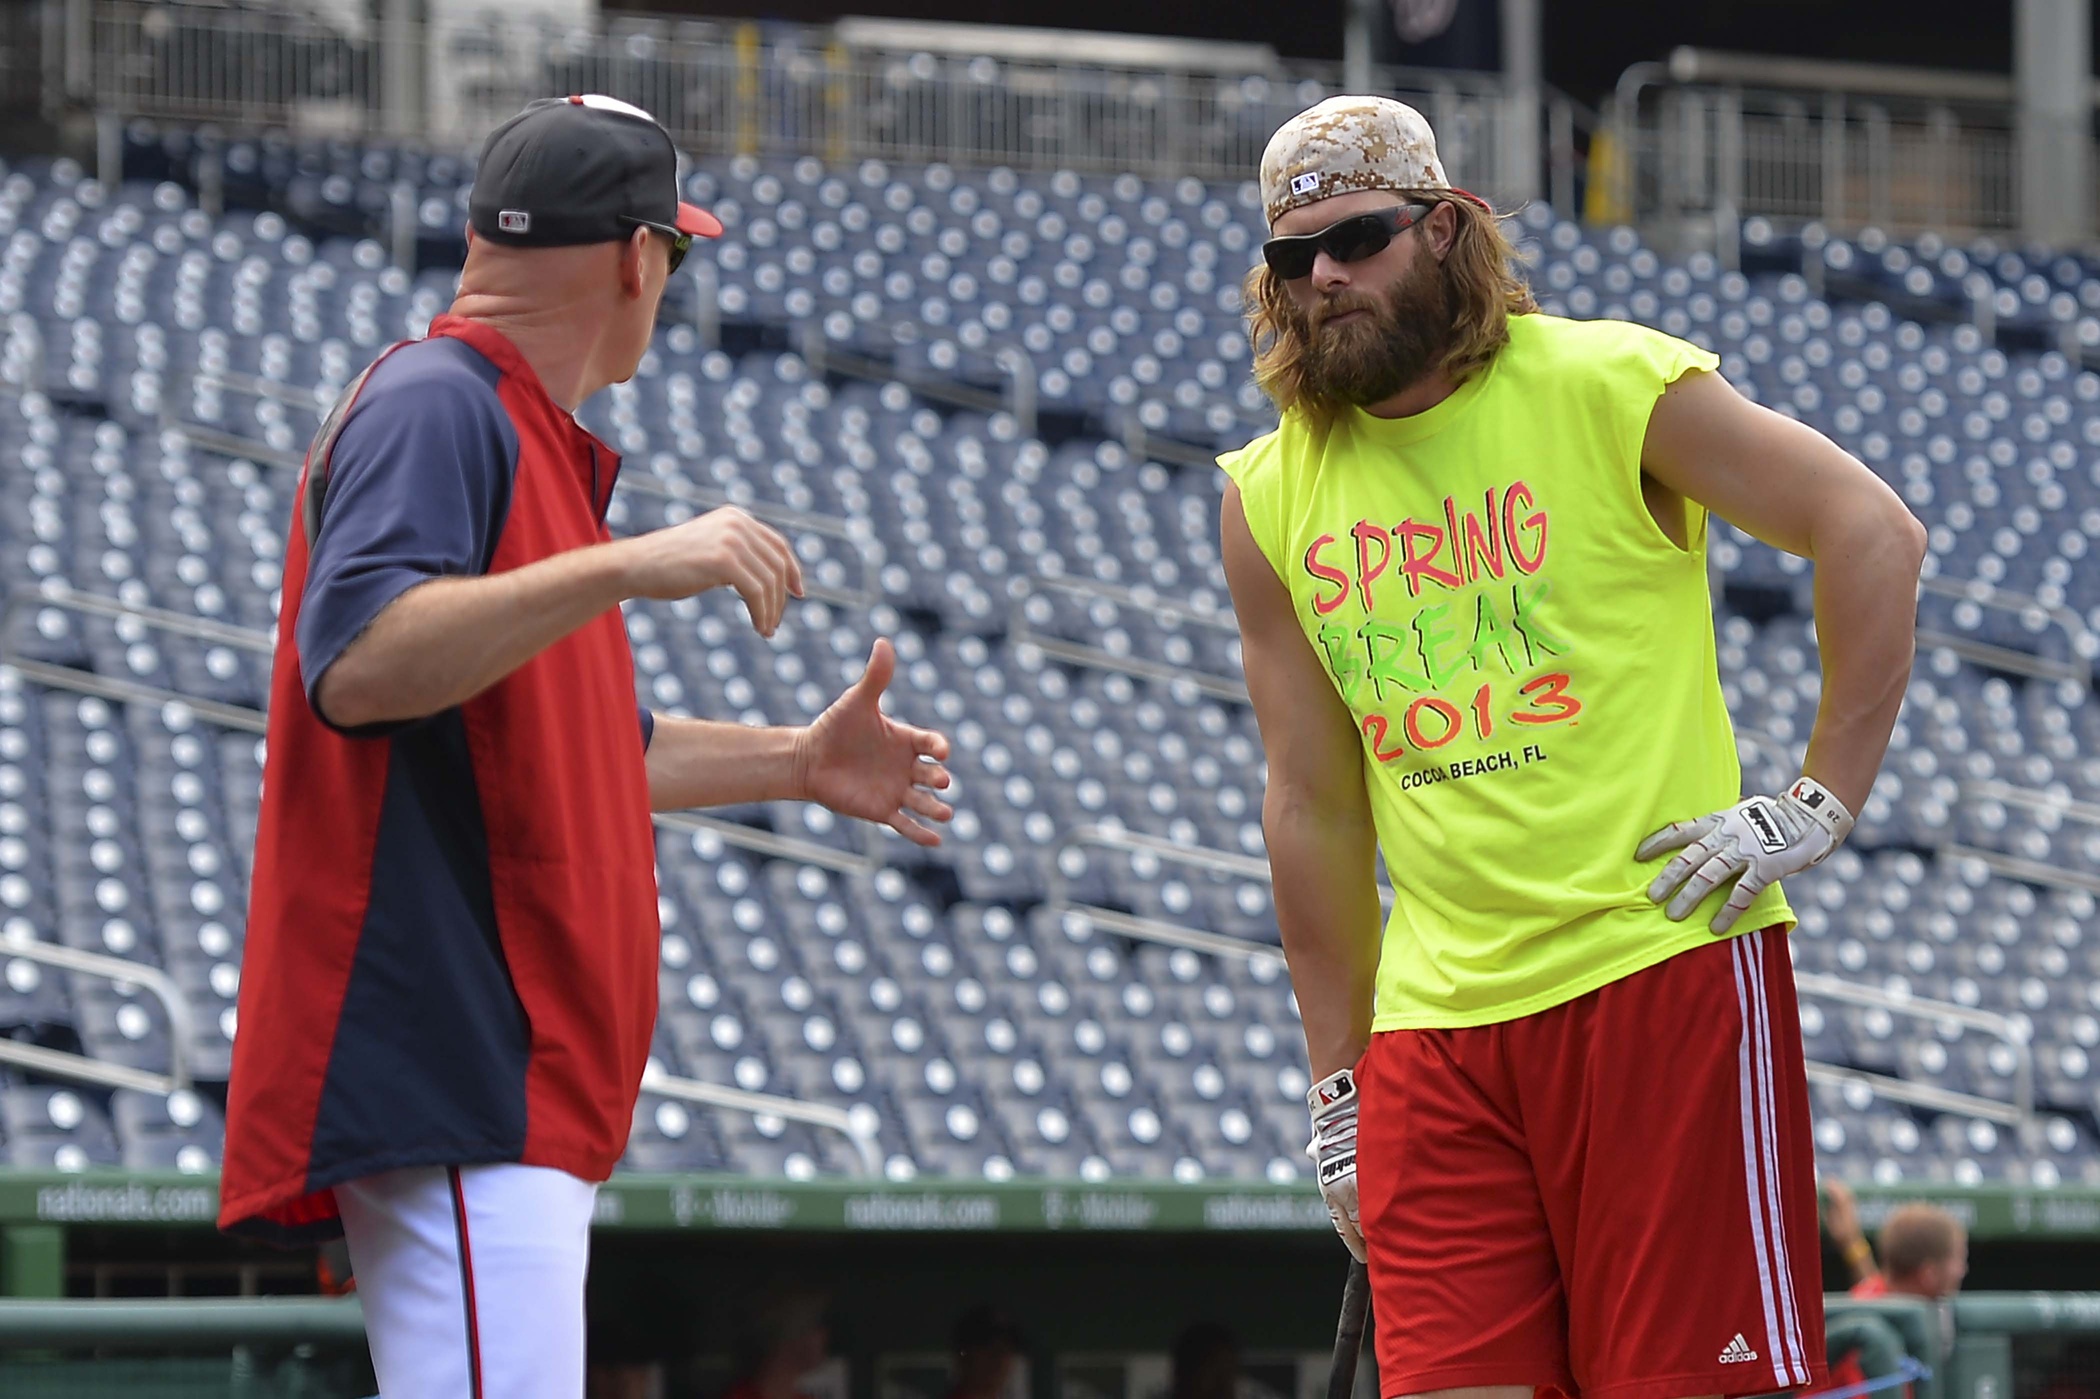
[795,639,953,847]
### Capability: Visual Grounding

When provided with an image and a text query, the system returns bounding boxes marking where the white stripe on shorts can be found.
[1743,933,1811,1384]
[1731,931,1804,1389]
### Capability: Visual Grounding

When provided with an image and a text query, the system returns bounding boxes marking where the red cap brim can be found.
[676,202,724,239]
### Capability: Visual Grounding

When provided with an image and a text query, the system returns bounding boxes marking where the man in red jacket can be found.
[220,95,952,1399]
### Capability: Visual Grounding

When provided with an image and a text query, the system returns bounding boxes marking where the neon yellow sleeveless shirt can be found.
[1220,313,1792,1031]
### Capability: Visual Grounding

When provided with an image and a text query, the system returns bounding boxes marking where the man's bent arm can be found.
[1642,370,1928,812]
[644,716,802,812]
[317,542,632,730]
[1221,485,1385,1080]
[317,506,797,732]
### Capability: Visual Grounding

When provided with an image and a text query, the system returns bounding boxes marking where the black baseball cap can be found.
[468,94,723,250]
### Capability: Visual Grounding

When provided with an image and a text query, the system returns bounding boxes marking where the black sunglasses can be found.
[1261,203,1433,281]
[620,216,692,274]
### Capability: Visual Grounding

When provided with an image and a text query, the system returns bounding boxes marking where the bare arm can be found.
[1641,370,1928,812]
[1221,484,1384,1080]
[318,507,801,730]
[1820,1179,1882,1286]
[644,716,802,811]
[644,639,953,843]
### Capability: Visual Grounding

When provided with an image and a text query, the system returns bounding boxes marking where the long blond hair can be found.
[1244,193,1537,426]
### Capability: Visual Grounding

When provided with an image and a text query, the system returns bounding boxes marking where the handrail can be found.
[1961,780,2100,828]
[1,655,268,734]
[639,1062,880,1176]
[654,810,874,876]
[4,652,885,1170]
[161,418,882,610]
[611,472,877,611]
[0,1296,366,1346]
[1038,832,2038,1129]
[1039,824,1388,969]
[1660,47,2019,106]
[994,346,1037,441]
[1915,629,2090,687]
[1803,1063,2028,1127]
[1016,634,1251,704]
[1048,822,1396,909]
[1918,574,2096,661]
[0,1038,185,1098]
[4,651,875,875]
[1734,726,1804,774]
[1795,970,2033,1124]
[0,928,196,1094]
[32,581,275,653]
[165,422,303,472]
[1943,841,2100,896]
[1040,902,1287,969]
[1021,575,1241,633]
[190,367,327,410]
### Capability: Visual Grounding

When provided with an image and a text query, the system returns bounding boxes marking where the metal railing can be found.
[1038,827,2037,1130]
[2,584,901,1116]
[1918,573,2099,666]
[0,927,197,1098]
[1007,579,1249,705]
[1795,971,2035,1126]
[639,1062,881,1175]
[1611,48,2031,238]
[0,1296,365,1345]
[68,4,1582,202]
[1042,824,1283,969]
[4,637,891,1162]
[158,397,883,613]
[1945,841,2100,898]
[1962,779,2100,829]
[2,585,880,870]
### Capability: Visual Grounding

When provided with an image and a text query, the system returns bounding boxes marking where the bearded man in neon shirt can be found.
[1220,96,1926,1399]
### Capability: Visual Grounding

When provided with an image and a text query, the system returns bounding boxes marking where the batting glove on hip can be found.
[1305,1068,1366,1263]
[1638,775,1855,936]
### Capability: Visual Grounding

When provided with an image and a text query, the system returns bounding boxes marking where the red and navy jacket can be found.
[220,314,660,1243]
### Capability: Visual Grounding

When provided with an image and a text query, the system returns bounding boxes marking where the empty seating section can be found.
[3,137,2100,1187]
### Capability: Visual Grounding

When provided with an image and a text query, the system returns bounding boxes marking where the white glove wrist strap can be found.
[1786,775,1856,845]
[1307,1067,1357,1120]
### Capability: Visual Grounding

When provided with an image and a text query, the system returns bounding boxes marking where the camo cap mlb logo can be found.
[1259,95,1490,227]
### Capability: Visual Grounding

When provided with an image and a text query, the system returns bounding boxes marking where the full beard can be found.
[1297,255,1453,409]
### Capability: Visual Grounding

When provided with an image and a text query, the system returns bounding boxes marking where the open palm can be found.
[797,639,953,846]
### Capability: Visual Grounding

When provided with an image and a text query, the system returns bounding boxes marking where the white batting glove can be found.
[1305,1068,1366,1263]
[1638,776,1855,936]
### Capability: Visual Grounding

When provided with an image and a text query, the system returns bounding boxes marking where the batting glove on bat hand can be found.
[1638,775,1856,936]
[1305,1068,1366,1263]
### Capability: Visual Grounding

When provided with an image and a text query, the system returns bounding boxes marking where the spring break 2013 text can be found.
[1302,480,1581,762]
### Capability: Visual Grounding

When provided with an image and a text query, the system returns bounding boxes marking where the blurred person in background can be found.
[1819,1182,1966,1399]
[947,1304,1026,1399]
[1823,1180,1969,1299]
[1168,1323,1241,1399]
[724,1287,833,1399]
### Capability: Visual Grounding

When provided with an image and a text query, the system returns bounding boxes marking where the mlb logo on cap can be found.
[468,94,724,249]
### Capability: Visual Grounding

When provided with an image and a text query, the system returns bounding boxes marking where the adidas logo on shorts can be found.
[1717,1334,1760,1365]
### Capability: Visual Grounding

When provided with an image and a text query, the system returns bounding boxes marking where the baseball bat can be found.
[1326,1258,1372,1399]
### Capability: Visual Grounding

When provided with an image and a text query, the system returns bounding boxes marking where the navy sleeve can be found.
[639,706,656,751]
[295,354,518,732]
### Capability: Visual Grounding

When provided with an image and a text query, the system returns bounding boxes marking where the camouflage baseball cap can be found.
[1259,95,1486,227]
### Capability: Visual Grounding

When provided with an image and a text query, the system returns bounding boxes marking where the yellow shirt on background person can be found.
[1221,313,1794,1031]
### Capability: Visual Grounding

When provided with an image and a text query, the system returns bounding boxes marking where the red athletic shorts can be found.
[1355,927,1827,1399]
